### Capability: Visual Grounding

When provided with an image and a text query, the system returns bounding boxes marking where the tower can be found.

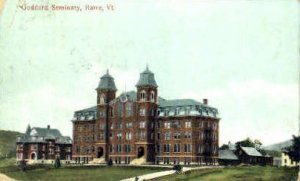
[95,69,117,161]
[135,66,158,163]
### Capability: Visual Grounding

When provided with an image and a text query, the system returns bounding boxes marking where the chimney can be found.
[203,98,208,105]
[47,125,50,129]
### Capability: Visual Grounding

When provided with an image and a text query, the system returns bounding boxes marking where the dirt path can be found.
[0,173,17,181]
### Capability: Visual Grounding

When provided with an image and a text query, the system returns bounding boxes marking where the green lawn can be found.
[157,166,298,181]
[0,158,16,167]
[3,166,167,181]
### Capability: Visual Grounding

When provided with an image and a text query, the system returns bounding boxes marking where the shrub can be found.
[173,164,182,173]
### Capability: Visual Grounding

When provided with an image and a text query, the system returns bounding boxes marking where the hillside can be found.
[263,140,293,151]
[0,130,23,158]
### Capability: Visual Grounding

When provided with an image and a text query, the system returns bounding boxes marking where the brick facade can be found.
[72,67,220,165]
[16,125,72,164]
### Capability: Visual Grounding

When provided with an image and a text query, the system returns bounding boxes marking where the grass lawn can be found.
[156,166,298,181]
[0,158,16,167]
[3,166,167,181]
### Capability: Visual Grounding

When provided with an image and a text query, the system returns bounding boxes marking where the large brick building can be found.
[72,67,220,165]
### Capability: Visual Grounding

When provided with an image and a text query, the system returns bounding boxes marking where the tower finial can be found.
[146,64,149,71]
[106,69,109,75]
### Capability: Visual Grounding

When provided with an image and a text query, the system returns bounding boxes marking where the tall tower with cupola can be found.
[135,66,158,163]
[95,70,117,161]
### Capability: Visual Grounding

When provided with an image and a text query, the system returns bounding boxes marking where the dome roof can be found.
[96,70,117,91]
[136,66,158,88]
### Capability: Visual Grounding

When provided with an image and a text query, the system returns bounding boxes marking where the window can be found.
[174,132,181,139]
[126,122,132,128]
[186,107,191,115]
[174,120,181,128]
[65,147,71,152]
[99,94,105,104]
[110,123,114,129]
[76,146,80,153]
[56,146,60,152]
[126,132,132,140]
[157,133,160,140]
[165,132,171,140]
[164,122,171,129]
[151,109,155,116]
[139,121,146,128]
[99,123,105,130]
[139,108,146,116]
[110,108,114,117]
[126,103,133,117]
[174,144,181,153]
[198,144,203,153]
[139,131,146,140]
[200,121,204,128]
[213,123,217,130]
[98,133,105,140]
[164,144,171,152]
[140,90,146,101]
[118,103,124,117]
[184,144,192,152]
[99,111,105,117]
[116,145,122,153]
[150,122,154,129]
[118,123,123,129]
[175,108,180,115]
[185,132,192,139]
[31,145,37,150]
[200,132,204,140]
[156,145,160,153]
[150,91,155,102]
[117,133,122,140]
[124,145,132,153]
[185,121,191,128]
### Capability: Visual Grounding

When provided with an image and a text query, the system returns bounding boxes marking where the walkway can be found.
[0,173,16,181]
[121,166,223,181]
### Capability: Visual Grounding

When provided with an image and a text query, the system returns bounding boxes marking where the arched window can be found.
[100,94,105,104]
[140,90,146,101]
[150,91,155,102]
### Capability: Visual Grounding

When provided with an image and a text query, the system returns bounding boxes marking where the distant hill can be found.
[263,140,293,151]
[0,130,23,158]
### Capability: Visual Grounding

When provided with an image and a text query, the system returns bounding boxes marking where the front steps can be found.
[130,156,146,165]
[89,157,105,164]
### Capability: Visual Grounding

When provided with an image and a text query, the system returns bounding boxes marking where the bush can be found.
[173,164,182,173]
[54,157,61,168]
[107,158,113,166]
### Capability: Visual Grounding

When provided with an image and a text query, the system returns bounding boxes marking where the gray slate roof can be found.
[73,92,219,120]
[96,70,117,91]
[219,149,239,160]
[159,99,203,107]
[17,126,72,144]
[136,67,158,88]
[241,147,262,157]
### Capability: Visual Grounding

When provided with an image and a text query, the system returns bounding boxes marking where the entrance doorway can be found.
[96,147,104,158]
[137,147,144,158]
[31,152,37,160]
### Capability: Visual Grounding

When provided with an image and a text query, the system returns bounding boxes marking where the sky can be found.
[0,0,299,146]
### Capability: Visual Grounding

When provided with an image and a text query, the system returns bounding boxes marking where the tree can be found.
[220,144,229,150]
[107,158,113,166]
[286,135,300,163]
[54,157,61,168]
[235,138,255,148]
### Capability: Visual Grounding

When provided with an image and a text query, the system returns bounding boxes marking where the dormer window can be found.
[175,107,180,115]
[150,91,155,102]
[140,90,146,101]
